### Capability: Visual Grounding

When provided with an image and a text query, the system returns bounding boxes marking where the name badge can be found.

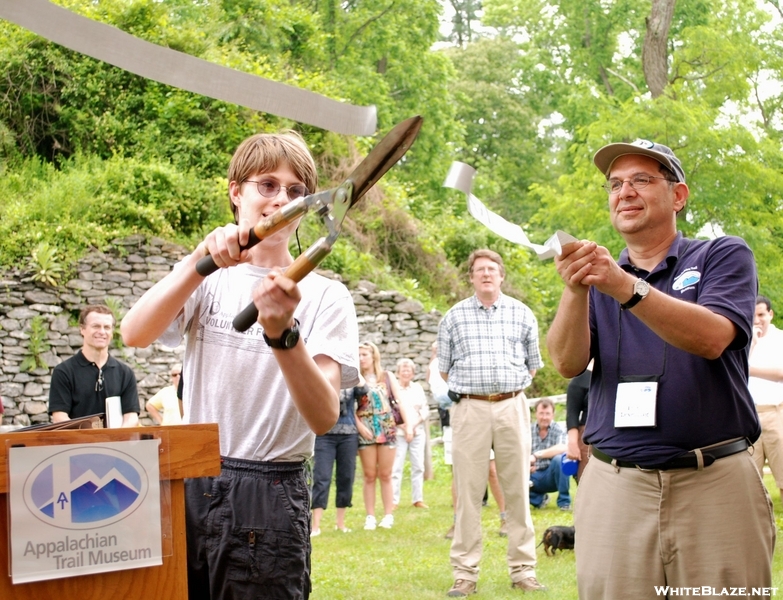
[614,380,657,427]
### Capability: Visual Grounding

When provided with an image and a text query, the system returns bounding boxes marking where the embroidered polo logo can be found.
[673,269,701,292]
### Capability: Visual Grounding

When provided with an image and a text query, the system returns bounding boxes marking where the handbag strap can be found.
[385,372,396,404]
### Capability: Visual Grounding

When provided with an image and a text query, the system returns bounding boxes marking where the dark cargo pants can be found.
[185,458,311,600]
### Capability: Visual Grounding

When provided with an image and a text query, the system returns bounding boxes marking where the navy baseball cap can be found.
[594,139,686,183]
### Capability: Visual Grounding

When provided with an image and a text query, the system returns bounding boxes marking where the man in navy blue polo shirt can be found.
[547,140,775,599]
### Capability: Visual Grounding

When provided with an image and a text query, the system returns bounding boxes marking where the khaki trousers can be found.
[575,450,776,599]
[450,394,537,583]
[575,424,590,483]
[753,404,783,488]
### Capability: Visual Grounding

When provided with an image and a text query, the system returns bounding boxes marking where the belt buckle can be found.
[487,393,501,402]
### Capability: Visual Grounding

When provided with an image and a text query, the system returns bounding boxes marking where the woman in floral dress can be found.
[355,341,408,530]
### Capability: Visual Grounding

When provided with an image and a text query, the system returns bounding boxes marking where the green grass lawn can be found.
[310,441,783,599]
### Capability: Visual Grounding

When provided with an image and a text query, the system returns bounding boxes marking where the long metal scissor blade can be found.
[346,115,423,208]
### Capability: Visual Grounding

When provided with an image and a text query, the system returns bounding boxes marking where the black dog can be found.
[538,525,575,556]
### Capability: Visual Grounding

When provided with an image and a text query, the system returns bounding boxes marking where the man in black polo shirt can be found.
[49,304,139,427]
[547,140,774,598]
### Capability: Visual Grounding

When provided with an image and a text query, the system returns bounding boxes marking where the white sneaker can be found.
[364,515,377,531]
[310,528,321,537]
[379,514,394,529]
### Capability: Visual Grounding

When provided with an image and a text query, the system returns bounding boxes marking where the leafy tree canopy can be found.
[1,0,783,396]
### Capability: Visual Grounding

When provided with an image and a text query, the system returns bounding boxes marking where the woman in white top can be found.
[392,357,430,508]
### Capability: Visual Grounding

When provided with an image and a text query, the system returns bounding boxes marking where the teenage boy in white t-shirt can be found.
[122,131,359,599]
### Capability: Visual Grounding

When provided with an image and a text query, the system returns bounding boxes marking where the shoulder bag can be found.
[386,372,404,426]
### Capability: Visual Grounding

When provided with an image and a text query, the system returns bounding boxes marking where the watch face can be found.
[635,279,651,296]
[284,329,300,348]
[264,319,300,349]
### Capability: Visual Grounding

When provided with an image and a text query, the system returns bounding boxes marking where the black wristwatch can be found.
[620,278,650,310]
[263,319,300,350]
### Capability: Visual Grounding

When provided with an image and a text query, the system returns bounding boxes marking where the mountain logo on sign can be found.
[24,449,148,529]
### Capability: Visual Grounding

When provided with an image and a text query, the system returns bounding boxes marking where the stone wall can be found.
[0,237,442,426]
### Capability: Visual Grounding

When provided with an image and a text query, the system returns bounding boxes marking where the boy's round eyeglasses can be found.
[246,179,309,201]
[602,174,672,194]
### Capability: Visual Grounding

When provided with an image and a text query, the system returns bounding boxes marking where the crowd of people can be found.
[34,133,779,599]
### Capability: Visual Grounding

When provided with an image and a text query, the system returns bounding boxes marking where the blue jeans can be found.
[530,453,571,508]
[311,433,358,509]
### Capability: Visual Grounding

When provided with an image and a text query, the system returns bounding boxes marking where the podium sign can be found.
[8,439,163,583]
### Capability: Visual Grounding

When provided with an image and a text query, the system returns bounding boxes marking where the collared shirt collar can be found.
[74,349,115,369]
[618,231,683,276]
[470,291,503,311]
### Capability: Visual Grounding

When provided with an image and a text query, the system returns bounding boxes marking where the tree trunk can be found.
[642,0,676,98]
[326,0,337,67]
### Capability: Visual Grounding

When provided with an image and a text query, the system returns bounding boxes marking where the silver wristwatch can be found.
[619,278,650,310]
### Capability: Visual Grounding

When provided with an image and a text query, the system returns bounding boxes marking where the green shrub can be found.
[20,316,50,372]
[0,154,230,269]
[28,241,64,287]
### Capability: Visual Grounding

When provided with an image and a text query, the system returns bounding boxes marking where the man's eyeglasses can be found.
[246,179,309,201]
[472,266,500,275]
[602,174,673,194]
[96,368,104,392]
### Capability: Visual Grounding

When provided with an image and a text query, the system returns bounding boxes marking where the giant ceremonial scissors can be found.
[195,115,423,332]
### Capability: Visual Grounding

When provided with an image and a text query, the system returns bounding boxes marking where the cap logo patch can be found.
[633,139,655,149]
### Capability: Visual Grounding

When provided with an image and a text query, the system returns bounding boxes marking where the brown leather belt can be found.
[592,438,749,471]
[459,390,521,402]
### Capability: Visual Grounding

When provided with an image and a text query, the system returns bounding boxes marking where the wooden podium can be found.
[0,423,220,599]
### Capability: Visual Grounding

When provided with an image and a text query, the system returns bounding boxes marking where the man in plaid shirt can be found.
[438,248,545,597]
[530,397,570,510]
